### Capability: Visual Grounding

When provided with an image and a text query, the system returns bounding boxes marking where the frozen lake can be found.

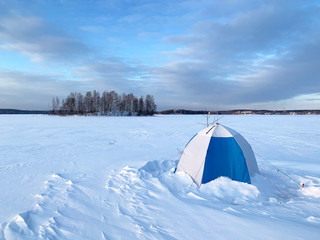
[0,114,319,239]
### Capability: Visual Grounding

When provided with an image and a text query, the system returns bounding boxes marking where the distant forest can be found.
[50,90,156,116]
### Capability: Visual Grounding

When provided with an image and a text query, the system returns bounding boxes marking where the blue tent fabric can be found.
[202,137,251,184]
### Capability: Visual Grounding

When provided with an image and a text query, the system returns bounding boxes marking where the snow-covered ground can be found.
[0,114,319,239]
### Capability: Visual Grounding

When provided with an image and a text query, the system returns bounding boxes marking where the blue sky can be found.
[0,0,320,110]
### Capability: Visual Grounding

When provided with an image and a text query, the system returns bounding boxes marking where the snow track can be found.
[1,173,108,240]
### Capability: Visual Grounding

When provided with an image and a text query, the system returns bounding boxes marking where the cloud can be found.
[0,15,90,63]
[79,25,106,34]
[0,68,82,110]
[155,0,320,108]
[234,42,320,103]
[71,58,152,95]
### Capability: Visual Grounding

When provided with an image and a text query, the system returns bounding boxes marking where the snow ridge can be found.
[1,173,107,240]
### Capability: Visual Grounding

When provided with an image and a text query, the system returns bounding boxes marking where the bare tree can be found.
[50,97,60,115]
[92,90,101,115]
[76,93,84,115]
[138,96,145,116]
[145,95,156,115]
[52,90,156,116]
[84,91,93,115]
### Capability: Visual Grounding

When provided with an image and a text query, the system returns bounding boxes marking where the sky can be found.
[0,0,320,110]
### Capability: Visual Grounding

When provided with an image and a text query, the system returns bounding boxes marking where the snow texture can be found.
[0,114,320,239]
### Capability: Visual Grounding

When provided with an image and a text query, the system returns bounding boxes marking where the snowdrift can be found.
[104,159,320,239]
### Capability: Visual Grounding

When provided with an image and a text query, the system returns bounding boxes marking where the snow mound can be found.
[108,160,261,205]
[142,160,261,202]
[103,159,320,239]
[104,160,264,238]
[198,177,260,204]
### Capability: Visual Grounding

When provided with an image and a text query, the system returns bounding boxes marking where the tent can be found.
[176,123,259,186]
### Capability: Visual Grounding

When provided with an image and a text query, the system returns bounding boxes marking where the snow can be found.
[0,114,320,239]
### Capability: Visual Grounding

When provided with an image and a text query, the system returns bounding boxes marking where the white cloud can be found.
[0,15,90,63]
[0,68,80,110]
[153,0,320,108]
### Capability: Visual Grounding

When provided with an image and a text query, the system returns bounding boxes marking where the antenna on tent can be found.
[217,103,222,124]
[205,111,210,127]
[210,103,224,126]
[216,103,219,124]
[197,109,212,127]
[197,111,225,127]
[211,115,224,125]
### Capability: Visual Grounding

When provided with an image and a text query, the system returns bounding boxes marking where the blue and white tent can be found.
[176,123,259,186]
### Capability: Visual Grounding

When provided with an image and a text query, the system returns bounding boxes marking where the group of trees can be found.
[50,90,157,116]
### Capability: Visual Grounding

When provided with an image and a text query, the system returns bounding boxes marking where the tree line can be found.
[50,90,156,116]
